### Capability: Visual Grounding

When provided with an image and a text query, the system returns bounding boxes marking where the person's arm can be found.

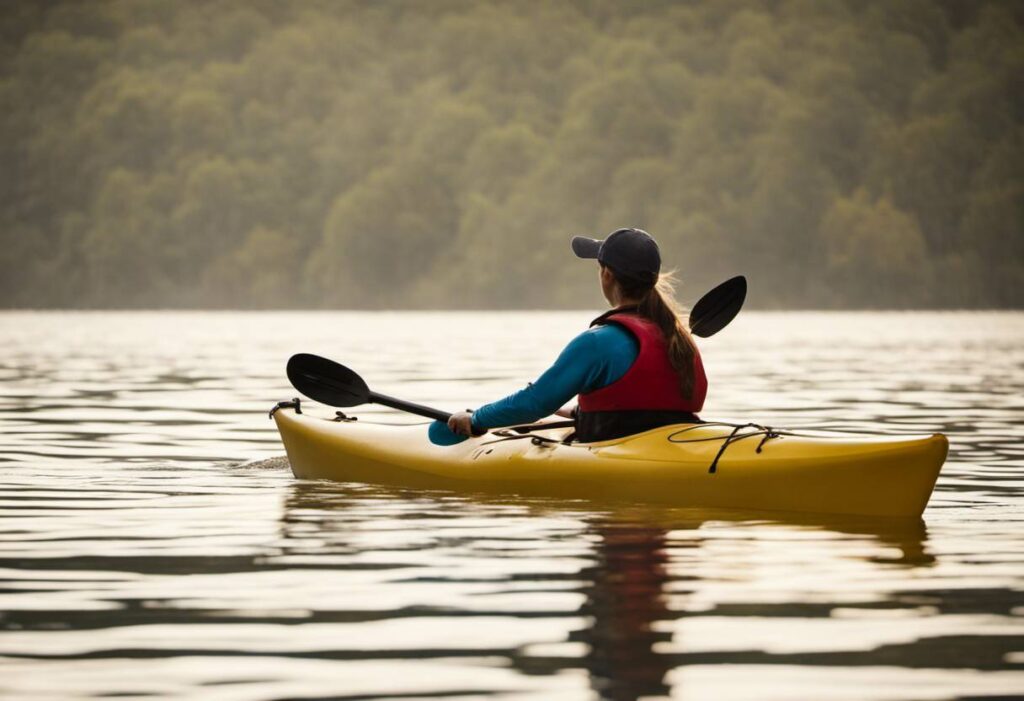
[430,325,636,444]
[469,330,610,428]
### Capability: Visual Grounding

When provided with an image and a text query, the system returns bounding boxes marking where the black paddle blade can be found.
[286,353,370,407]
[689,275,747,338]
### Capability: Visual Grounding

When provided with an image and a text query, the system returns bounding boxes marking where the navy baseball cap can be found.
[571,228,661,277]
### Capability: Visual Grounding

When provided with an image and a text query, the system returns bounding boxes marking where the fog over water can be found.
[1,310,1021,700]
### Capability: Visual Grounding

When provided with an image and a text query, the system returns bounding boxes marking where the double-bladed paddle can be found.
[286,275,747,422]
[286,352,451,422]
[689,275,746,338]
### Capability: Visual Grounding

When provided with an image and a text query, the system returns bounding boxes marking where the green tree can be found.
[821,191,930,306]
[0,0,1021,309]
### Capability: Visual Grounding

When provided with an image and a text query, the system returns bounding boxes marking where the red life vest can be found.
[578,312,707,414]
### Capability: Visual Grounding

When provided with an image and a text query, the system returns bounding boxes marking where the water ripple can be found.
[1,311,1022,700]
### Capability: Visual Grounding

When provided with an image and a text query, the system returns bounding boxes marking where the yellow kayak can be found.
[271,405,947,518]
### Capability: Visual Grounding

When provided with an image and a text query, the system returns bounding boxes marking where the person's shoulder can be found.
[563,323,619,351]
[579,322,636,350]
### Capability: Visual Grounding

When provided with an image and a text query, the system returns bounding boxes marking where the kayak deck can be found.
[272,407,948,518]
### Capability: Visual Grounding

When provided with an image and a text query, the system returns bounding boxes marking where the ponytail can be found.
[610,268,697,399]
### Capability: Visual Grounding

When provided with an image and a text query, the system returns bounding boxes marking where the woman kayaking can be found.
[431,227,707,445]
[278,242,947,516]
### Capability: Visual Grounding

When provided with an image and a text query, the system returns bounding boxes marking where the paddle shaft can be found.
[369,391,451,422]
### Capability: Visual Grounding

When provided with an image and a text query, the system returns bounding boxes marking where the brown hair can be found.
[608,266,698,398]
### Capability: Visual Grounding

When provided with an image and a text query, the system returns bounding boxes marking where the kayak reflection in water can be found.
[571,521,675,701]
[431,228,708,445]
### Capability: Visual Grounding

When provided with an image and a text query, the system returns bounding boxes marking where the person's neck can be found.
[610,295,642,309]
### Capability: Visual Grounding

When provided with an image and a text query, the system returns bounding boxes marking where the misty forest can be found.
[2,0,1022,309]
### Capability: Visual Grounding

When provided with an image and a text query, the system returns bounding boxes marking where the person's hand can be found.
[447,411,475,436]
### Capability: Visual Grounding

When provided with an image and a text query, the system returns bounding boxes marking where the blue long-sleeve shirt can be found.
[428,324,639,445]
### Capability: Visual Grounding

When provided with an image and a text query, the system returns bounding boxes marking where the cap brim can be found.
[571,236,602,259]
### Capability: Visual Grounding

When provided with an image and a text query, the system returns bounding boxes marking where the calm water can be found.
[1,310,1022,701]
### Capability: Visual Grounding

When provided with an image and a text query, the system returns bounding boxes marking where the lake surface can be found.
[1,310,1022,700]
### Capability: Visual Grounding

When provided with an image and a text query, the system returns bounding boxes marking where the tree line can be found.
[2,0,1021,309]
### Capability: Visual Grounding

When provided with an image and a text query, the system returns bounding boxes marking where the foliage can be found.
[2,0,1022,309]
